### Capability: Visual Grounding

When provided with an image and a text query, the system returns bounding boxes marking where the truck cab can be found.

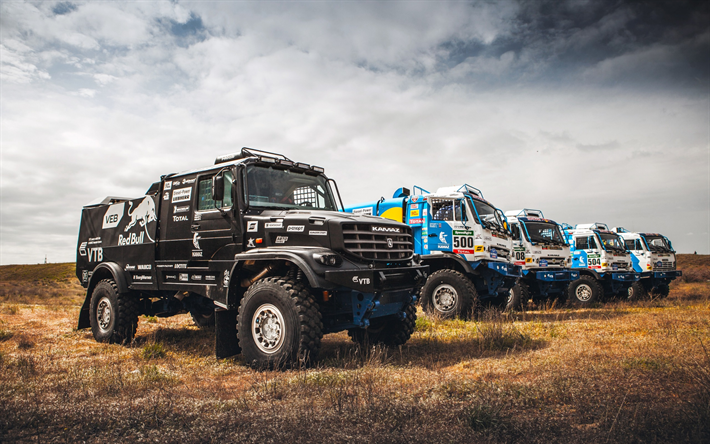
[76,148,427,369]
[347,185,520,318]
[611,227,681,298]
[504,209,579,309]
[562,223,640,305]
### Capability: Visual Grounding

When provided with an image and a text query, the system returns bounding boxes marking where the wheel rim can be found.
[432,284,458,312]
[252,303,285,354]
[507,288,515,305]
[575,284,593,302]
[627,286,634,299]
[96,296,112,333]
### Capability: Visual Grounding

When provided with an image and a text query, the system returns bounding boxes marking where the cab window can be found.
[575,237,589,250]
[197,171,233,211]
[431,199,465,221]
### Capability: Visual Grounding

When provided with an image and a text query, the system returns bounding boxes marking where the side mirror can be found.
[212,175,224,202]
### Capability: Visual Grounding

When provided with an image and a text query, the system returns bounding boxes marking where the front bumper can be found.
[533,269,580,282]
[610,272,641,282]
[485,261,522,278]
[640,270,682,280]
[324,264,428,293]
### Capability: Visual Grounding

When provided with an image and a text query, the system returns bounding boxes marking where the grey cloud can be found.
[576,141,620,151]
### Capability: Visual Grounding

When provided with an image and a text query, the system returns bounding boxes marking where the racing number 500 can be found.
[453,236,475,249]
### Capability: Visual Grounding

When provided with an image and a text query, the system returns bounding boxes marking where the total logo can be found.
[352,276,371,285]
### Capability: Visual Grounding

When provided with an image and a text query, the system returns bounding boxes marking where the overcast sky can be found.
[1,0,709,264]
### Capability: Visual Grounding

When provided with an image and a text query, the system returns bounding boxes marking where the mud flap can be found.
[215,309,240,358]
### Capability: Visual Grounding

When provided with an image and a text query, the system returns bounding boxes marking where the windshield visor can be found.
[644,235,672,252]
[246,165,336,210]
[521,221,565,245]
[598,233,625,252]
[469,198,503,230]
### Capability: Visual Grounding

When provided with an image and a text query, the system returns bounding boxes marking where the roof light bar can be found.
[312,165,325,173]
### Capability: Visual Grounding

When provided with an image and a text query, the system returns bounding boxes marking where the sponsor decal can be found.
[206,275,216,281]
[311,219,325,226]
[411,196,419,203]
[182,178,196,185]
[165,274,177,280]
[194,212,201,221]
[309,231,328,236]
[453,230,475,236]
[192,275,202,281]
[164,181,172,190]
[656,261,663,267]
[352,207,373,216]
[156,264,173,269]
[164,192,170,201]
[410,210,420,217]
[172,187,192,203]
[82,270,88,283]
[102,202,125,229]
[88,237,102,245]
[173,215,189,222]
[439,232,448,243]
[287,225,305,232]
[265,222,283,229]
[475,245,485,252]
[174,205,189,214]
[133,275,152,282]
[175,263,187,269]
[173,181,181,186]
[118,232,145,246]
[87,247,103,261]
[490,248,498,259]
[410,204,419,210]
[539,259,548,267]
[275,236,288,244]
[430,223,441,228]
[192,250,203,258]
[247,221,258,232]
[125,197,156,242]
[125,264,136,271]
[137,264,151,270]
[247,238,256,248]
[612,264,618,271]
[409,218,424,224]
[423,208,428,216]
[79,242,88,257]
[352,276,371,285]
[179,273,189,282]
[223,270,230,287]
[193,233,201,250]
[372,226,401,233]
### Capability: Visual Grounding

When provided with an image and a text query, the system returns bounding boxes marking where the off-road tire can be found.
[237,277,322,370]
[626,281,647,301]
[567,275,602,307]
[89,279,139,344]
[348,303,416,347]
[420,269,477,319]
[505,280,530,311]
[651,283,670,299]
[191,311,215,329]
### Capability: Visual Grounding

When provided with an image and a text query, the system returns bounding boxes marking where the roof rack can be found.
[215,147,292,165]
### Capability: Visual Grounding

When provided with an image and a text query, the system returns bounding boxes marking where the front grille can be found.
[612,262,629,270]
[654,261,674,270]
[541,257,565,266]
[342,224,413,261]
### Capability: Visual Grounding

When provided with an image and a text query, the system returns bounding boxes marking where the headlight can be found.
[313,253,342,267]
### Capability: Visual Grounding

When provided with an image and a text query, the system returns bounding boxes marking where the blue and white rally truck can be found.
[346,185,521,318]
[562,223,640,305]
[504,209,579,309]
[610,227,681,298]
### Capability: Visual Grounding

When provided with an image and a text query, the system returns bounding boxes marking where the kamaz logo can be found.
[352,276,371,285]
[371,226,401,233]
[386,238,394,248]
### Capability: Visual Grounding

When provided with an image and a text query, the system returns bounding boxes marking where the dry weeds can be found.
[0,259,708,443]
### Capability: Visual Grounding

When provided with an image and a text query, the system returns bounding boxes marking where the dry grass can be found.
[0,260,709,443]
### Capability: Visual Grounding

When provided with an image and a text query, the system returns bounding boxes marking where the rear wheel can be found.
[89,279,138,344]
[348,303,416,347]
[420,269,477,319]
[626,281,647,301]
[190,311,215,329]
[237,277,322,369]
[651,283,670,298]
[567,275,602,307]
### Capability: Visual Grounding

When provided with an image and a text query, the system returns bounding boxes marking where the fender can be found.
[576,268,602,280]
[77,262,130,329]
[421,252,475,275]
[225,250,329,309]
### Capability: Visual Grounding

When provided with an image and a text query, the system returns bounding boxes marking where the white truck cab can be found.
[611,227,681,298]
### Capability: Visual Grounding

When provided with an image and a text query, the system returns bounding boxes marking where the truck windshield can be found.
[644,235,672,252]
[598,233,626,252]
[468,196,504,231]
[521,221,565,245]
[246,165,336,211]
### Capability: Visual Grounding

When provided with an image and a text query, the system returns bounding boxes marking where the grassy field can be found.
[1,257,709,443]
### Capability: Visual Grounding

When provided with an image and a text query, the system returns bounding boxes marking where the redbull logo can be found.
[118,232,145,246]
[124,197,156,242]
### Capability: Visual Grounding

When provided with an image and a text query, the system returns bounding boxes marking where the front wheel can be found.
[505,280,530,311]
[89,279,139,344]
[237,277,322,369]
[348,303,416,347]
[567,275,602,307]
[651,283,670,299]
[626,281,647,301]
[420,269,477,319]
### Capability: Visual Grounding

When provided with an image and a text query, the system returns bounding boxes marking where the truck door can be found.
[427,198,455,252]
[192,170,240,261]
[158,177,197,263]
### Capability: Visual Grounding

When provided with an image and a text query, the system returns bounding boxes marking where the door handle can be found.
[191,224,201,231]
[429,234,437,237]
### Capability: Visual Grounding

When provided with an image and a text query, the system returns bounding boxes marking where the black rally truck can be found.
[76,148,427,368]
